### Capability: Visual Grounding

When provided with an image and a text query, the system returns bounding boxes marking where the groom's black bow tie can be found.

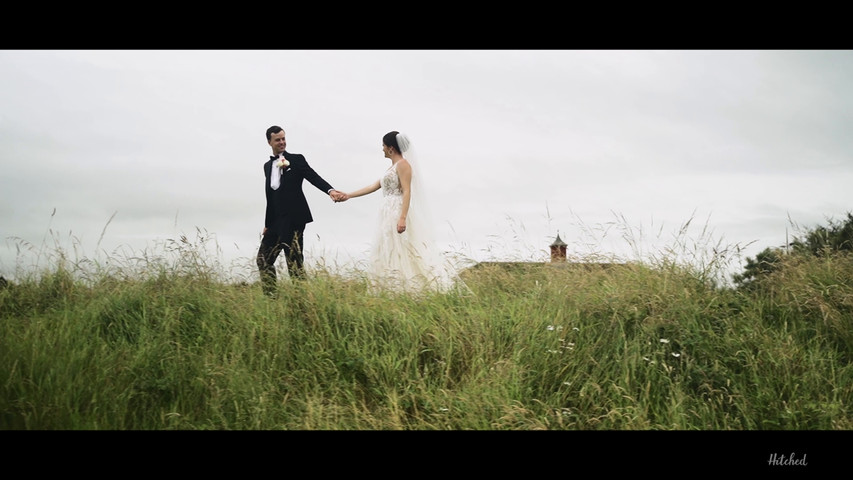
[270,155,278,161]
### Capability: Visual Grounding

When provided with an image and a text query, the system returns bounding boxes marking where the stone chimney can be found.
[550,233,567,262]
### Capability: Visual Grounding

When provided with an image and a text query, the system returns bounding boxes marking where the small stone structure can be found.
[550,233,567,262]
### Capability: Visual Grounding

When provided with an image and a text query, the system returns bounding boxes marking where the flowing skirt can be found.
[367,193,458,294]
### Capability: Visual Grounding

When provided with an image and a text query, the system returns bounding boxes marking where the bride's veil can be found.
[396,132,462,291]
[396,132,436,246]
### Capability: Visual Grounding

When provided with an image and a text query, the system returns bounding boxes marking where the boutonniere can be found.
[276,157,290,169]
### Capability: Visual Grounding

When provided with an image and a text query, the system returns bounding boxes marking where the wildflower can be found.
[572,327,580,332]
[547,325,555,331]
[659,338,670,344]
[672,352,681,358]
[547,349,559,354]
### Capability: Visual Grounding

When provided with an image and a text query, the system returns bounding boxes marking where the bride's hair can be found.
[383,131,402,153]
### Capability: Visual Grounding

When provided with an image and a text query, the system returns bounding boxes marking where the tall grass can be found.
[1,215,851,430]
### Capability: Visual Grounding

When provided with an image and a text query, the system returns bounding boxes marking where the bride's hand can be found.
[397,219,407,234]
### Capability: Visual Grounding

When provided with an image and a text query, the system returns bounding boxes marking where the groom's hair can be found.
[383,131,401,152]
[266,125,283,142]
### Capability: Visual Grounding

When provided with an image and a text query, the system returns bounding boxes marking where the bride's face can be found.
[382,143,391,158]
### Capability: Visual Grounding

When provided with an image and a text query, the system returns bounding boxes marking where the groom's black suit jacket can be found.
[263,151,334,239]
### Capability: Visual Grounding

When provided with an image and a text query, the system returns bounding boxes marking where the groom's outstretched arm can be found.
[293,154,334,194]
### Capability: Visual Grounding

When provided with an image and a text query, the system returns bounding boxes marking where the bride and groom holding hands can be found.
[257,125,460,297]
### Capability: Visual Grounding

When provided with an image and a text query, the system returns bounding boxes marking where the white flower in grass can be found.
[672,352,681,358]
[573,327,580,332]
[547,325,555,331]
[547,349,559,354]
[659,338,670,344]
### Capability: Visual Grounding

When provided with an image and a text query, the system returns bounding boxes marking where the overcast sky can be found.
[2,50,851,283]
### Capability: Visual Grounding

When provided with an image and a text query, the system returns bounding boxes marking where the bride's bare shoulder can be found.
[397,158,412,170]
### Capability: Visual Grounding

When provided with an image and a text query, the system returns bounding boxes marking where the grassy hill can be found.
[2,244,851,432]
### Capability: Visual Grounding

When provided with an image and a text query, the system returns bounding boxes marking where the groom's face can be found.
[269,131,287,155]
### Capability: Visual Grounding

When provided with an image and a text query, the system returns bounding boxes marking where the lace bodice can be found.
[381,164,402,196]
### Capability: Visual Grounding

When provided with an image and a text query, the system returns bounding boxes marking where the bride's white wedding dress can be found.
[366,163,459,294]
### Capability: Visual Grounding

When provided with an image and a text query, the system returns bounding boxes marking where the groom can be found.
[257,125,345,296]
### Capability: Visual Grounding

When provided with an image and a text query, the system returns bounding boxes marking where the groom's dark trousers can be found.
[257,151,334,296]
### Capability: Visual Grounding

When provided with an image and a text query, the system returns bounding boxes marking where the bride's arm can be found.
[346,180,381,199]
[397,161,412,233]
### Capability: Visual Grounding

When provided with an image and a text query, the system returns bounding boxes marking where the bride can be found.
[343,131,463,294]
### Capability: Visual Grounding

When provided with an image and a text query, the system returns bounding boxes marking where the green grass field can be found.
[2,226,850,430]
